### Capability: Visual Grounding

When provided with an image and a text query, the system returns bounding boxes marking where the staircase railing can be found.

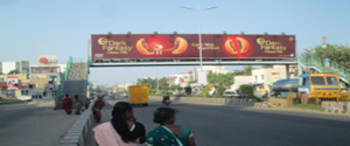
[298,56,350,84]
[55,56,73,109]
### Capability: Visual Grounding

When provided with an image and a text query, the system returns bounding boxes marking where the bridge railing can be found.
[298,56,350,81]
[55,56,73,109]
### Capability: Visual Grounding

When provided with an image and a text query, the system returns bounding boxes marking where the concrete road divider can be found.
[150,96,255,106]
[57,100,95,146]
[322,101,350,114]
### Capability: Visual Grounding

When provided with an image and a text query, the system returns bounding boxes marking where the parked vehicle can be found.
[272,72,343,101]
[298,73,341,100]
[271,79,298,98]
[31,88,44,99]
[223,90,240,98]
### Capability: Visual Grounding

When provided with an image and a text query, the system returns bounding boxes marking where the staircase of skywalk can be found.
[298,56,350,84]
[62,62,89,105]
[55,58,89,109]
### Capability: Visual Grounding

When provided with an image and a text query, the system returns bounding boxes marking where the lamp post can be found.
[181,1,217,71]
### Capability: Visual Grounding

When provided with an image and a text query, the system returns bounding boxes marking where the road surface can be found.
[0,98,79,146]
[94,99,350,146]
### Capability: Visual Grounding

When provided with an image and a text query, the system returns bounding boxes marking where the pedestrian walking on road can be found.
[73,95,83,115]
[146,107,196,146]
[93,95,105,123]
[62,94,72,115]
[93,101,146,146]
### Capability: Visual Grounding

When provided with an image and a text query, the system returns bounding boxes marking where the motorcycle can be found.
[162,94,171,106]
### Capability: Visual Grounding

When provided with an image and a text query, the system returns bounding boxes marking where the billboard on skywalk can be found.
[91,34,296,61]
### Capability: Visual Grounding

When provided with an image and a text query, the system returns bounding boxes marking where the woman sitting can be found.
[93,102,146,146]
[146,107,196,146]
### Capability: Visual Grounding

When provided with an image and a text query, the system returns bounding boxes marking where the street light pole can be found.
[180,2,216,71]
[197,0,203,71]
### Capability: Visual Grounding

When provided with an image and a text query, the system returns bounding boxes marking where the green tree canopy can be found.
[8,70,19,75]
[202,86,212,97]
[207,72,234,97]
[239,84,254,98]
[136,77,169,95]
[232,66,252,76]
[207,72,234,87]
[216,84,225,97]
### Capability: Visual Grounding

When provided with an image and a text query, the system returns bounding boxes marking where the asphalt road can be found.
[0,99,79,146]
[99,99,350,146]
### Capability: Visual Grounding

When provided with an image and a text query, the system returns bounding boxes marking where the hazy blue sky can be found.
[1,0,350,86]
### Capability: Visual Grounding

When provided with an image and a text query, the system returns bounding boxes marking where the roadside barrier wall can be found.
[151,96,255,106]
[322,101,350,114]
[57,100,95,146]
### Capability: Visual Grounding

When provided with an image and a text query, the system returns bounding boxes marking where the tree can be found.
[137,77,170,95]
[243,66,252,75]
[232,66,252,76]
[207,72,234,87]
[216,84,225,97]
[239,84,254,98]
[158,77,169,90]
[176,86,183,92]
[202,86,212,97]
[207,72,234,97]
[8,70,19,75]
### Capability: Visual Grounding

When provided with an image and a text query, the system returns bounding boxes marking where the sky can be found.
[1,0,350,86]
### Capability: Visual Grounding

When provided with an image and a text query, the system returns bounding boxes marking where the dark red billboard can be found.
[91,34,295,61]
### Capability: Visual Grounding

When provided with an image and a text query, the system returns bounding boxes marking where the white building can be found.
[169,70,196,87]
[230,75,253,91]
[0,61,30,74]
[201,66,231,74]
[58,64,67,74]
[197,70,207,85]
[252,65,290,85]
[252,65,293,95]
[1,62,17,74]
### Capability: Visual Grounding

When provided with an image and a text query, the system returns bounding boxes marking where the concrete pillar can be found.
[286,64,290,79]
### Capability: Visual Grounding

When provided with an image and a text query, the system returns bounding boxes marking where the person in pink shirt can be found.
[93,102,146,146]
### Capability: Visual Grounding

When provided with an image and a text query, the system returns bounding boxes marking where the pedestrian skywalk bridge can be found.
[298,56,350,85]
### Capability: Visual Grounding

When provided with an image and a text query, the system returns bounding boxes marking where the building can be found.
[230,75,253,91]
[251,65,298,96]
[252,65,290,85]
[30,56,63,88]
[0,62,16,74]
[202,66,231,74]
[16,60,30,74]
[0,61,30,74]
[169,69,196,87]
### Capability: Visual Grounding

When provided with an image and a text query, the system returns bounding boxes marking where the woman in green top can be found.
[146,107,196,146]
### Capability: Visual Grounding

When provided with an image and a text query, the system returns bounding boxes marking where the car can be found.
[223,90,239,98]
[31,88,44,99]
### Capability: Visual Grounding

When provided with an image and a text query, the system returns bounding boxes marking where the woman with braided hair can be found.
[93,102,146,146]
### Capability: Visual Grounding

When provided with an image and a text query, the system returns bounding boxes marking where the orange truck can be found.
[128,85,149,106]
